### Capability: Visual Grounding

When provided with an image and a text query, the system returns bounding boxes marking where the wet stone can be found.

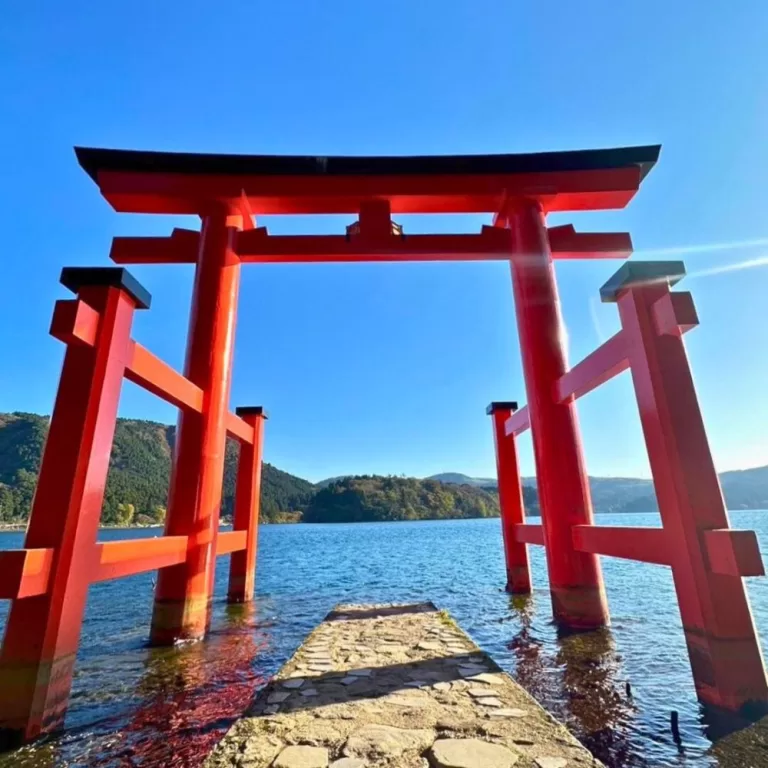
[268,692,292,704]
[282,679,306,689]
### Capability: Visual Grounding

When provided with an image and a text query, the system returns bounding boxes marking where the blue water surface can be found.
[1,512,767,767]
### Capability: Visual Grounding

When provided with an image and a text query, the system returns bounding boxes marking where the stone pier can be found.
[205,603,601,768]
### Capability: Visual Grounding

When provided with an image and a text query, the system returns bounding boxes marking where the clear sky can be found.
[1,1,767,483]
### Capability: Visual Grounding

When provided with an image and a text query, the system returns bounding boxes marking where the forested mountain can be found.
[304,475,538,523]
[2,412,768,527]
[0,413,313,525]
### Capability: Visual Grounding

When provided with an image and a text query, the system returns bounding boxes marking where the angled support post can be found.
[604,260,768,713]
[487,402,531,593]
[150,210,242,645]
[227,407,268,603]
[502,200,609,630]
[0,268,149,747]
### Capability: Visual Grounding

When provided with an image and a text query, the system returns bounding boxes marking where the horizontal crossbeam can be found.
[556,331,629,403]
[94,536,189,581]
[547,224,632,260]
[110,228,199,264]
[108,225,635,266]
[572,525,673,566]
[513,524,545,545]
[236,228,511,263]
[216,530,248,555]
[0,529,251,598]
[92,165,646,216]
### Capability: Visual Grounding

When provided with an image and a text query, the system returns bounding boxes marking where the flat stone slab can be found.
[205,602,602,768]
[429,738,519,768]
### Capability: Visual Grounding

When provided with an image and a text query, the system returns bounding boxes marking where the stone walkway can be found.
[205,603,602,768]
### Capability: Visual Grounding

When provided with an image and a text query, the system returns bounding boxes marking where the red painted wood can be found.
[546,224,633,260]
[489,406,531,593]
[513,524,546,546]
[505,200,609,630]
[150,212,241,645]
[0,284,139,743]
[94,166,643,216]
[618,280,768,711]
[225,412,255,445]
[94,537,189,582]
[572,526,673,566]
[217,530,248,557]
[704,530,765,578]
[227,412,266,603]
[556,331,629,403]
[503,405,530,437]
[0,550,54,600]
[126,342,204,413]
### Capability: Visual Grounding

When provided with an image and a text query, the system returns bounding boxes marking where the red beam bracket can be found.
[704,529,765,577]
[513,524,545,545]
[572,525,673,566]
[110,228,200,265]
[548,224,633,260]
[652,291,699,337]
[0,548,54,599]
[50,299,100,347]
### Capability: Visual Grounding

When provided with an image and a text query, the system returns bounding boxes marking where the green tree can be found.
[115,503,135,526]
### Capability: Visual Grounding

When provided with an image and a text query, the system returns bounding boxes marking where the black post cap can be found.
[60,267,152,309]
[486,401,518,415]
[235,406,268,419]
[600,261,685,303]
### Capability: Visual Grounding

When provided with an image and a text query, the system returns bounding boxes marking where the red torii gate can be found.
[0,144,765,746]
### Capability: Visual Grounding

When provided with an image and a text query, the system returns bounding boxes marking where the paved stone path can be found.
[205,603,602,768]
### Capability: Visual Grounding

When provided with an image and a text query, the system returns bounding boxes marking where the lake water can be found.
[1,512,767,767]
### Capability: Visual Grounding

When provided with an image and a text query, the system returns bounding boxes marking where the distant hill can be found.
[0,412,314,526]
[2,411,767,527]
[434,469,768,514]
[427,473,496,487]
[304,475,538,523]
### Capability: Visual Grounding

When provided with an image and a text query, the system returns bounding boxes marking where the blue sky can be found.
[1,1,768,483]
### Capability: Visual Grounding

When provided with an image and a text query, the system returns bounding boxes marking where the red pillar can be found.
[487,401,531,593]
[227,407,267,603]
[504,200,609,629]
[606,261,768,711]
[0,269,148,745]
[150,212,241,645]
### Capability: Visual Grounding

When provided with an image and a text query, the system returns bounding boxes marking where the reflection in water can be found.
[0,602,269,768]
[110,603,267,767]
[505,595,649,767]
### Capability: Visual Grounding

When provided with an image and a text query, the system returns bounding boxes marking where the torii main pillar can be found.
[502,200,609,629]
